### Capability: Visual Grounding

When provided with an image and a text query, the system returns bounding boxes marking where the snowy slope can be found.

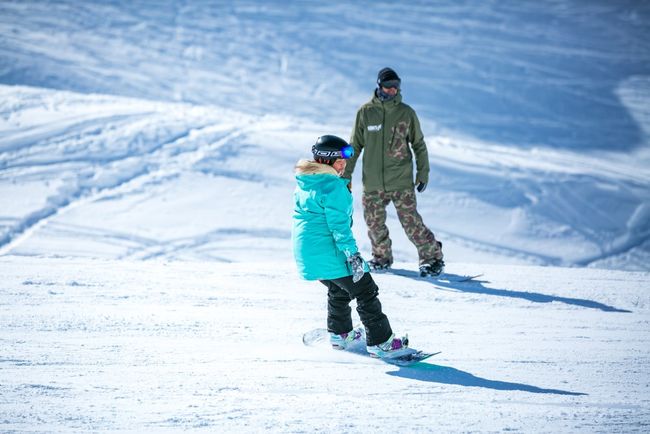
[1,84,649,269]
[1,2,650,432]
[2,1,649,150]
[1,1,649,269]
[1,257,649,432]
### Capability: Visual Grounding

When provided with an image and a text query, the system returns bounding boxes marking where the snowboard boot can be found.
[419,259,445,277]
[329,327,364,350]
[368,257,392,271]
[367,334,411,359]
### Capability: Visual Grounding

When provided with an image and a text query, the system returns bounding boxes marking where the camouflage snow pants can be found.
[362,189,443,265]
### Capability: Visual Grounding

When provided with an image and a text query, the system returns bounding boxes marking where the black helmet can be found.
[312,135,354,165]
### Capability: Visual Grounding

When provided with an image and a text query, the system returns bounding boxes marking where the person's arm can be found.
[410,111,429,187]
[342,109,364,181]
[323,185,358,257]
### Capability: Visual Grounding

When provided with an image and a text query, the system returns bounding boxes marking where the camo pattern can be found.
[362,189,443,265]
[387,121,410,160]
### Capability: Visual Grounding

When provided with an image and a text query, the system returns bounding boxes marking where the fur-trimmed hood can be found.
[294,159,338,176]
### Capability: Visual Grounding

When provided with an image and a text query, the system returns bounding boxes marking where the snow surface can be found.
[1,1,650,432]
[1,258,649,432]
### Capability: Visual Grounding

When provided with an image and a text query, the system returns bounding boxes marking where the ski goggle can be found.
[379,79,401,89]
[312,145,355,160]
[340,145,354,159]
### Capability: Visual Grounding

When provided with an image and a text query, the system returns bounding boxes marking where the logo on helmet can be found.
[312,146,354,159]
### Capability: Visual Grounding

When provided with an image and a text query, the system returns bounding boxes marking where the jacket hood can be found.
[294,159,344,191]
[295,159,339,176]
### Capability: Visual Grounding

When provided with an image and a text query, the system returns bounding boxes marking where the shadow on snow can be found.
[386,268,631,313]
[388,362,587,396]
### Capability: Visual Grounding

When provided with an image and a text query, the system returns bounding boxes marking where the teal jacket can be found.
[292,159,369,280]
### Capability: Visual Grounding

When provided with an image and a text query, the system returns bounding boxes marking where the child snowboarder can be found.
[292,134,409,358]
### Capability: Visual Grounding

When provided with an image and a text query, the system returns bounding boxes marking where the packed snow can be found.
[1,258,649,431]
[1,1,649,432]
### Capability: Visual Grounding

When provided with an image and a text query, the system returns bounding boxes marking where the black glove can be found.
[347,252,365,283]
[416,181,427,193]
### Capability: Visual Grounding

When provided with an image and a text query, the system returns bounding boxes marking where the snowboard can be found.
[444,273,484,282]
[302,327,440,367]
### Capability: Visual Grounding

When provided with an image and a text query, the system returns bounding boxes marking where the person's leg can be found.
[392,189,443,264]
[320,279,353,335]
[328,273,392,346]
[362,190,393,264]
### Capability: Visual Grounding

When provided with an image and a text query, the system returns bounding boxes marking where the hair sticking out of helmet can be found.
[312,135,354,165]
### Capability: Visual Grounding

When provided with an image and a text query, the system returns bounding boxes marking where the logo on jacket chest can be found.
[367,124,382,132]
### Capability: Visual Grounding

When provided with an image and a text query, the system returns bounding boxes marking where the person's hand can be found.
[347,252,365,283]
[347,181,352,192]
[416,181,427,193]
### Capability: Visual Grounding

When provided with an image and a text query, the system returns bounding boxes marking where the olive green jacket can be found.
[342,90,429,192]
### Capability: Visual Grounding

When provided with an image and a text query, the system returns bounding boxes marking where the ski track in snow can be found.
[1,1,650,269]
[1,84,649,269]
[0,87,258,256]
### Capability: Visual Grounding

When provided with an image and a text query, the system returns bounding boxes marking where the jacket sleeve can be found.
[323,183,358,257]
[342,109,365,180]
[410,111,430,184]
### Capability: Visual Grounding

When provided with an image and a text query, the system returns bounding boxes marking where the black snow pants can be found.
[319,272,392,346]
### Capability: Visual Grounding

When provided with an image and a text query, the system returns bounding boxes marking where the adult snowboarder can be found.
[292,134,409,358]
[343,67,445,276]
